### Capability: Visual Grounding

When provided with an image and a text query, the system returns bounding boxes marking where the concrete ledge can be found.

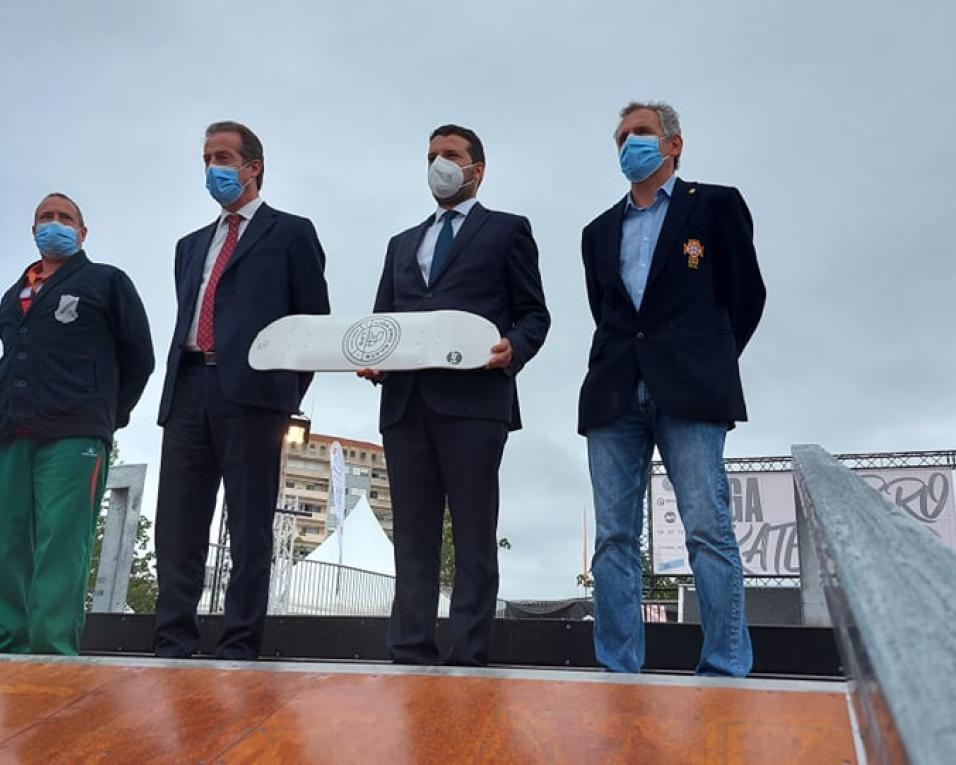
[793,444,956,764]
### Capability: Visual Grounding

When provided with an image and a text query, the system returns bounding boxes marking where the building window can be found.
[370,490,378,499]
[306,483,319,491]
[320,444,327,452]
[285,480,295,488]
[360,451,366,460]
[371,453,377,462]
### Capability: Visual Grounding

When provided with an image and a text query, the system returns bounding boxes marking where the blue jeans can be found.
[586,382,752,676]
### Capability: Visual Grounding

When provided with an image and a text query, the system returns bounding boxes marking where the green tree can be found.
[86,442,159,613]
[439,509,511,589]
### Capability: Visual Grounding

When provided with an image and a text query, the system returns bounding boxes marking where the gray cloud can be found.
[2,0,953,599]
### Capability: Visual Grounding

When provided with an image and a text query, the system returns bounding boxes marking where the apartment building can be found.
[281,433,393,556]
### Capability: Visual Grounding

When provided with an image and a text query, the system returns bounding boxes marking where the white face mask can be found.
[428,156,475,199]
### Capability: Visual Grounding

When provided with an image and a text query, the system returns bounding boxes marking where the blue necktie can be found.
[428,211,458,285]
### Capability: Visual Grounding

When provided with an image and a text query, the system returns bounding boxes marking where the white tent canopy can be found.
[305,495,395,575]
[282,495,450,617]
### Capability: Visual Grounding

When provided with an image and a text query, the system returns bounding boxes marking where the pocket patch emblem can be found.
[54,294,80,324]
[683,239,704,270]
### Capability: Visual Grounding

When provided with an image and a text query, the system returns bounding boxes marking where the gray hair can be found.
[617,101,681,169]
[619,101,681,137]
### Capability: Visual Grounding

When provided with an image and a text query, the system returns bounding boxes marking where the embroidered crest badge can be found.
[683,239,704,270]
[54,294,80,324]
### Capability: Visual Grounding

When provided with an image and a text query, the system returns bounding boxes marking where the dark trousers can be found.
[154,364,286,660]
[383,387,508,666]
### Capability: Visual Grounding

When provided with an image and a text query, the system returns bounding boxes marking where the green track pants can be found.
[0,437,108,655]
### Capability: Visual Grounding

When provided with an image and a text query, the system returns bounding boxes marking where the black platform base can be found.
[80,615,842,677]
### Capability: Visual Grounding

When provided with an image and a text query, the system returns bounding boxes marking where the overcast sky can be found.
[2,1,954,600]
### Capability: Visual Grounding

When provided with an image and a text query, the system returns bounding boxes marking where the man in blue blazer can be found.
[155,121,330,660]
[361,125,550,665]
[579,102,765,676]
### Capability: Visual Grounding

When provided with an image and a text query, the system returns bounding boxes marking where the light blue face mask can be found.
[619,134,666,183]
[34,221,80,258]
[205,164,251,206]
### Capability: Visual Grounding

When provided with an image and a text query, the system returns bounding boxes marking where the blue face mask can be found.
[34,221,80,258]
[619,135,666,183]
[205,164,251,206]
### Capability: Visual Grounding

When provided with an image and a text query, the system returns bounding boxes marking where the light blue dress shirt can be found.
[620,174,677,312]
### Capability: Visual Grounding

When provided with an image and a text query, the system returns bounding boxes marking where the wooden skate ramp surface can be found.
[0,656,857,764]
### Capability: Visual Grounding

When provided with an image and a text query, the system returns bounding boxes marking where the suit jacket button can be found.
[425,292,433,298]
[636,331,645,340]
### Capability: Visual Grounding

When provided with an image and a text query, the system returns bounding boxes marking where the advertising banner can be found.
[651,466,956,576]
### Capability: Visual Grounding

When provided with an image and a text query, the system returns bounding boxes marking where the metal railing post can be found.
[90,464,147,613]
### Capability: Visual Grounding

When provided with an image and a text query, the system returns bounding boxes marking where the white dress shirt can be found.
[415,197,479,283]
[185,196,265,349]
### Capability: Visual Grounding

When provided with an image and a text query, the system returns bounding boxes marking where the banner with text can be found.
[651,466,956,576]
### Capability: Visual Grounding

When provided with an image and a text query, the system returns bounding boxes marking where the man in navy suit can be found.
[360,125,550,666]
[579,102,765,676]
[155,121,330,660]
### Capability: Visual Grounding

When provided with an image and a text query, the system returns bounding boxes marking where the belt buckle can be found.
[202,351,217,365]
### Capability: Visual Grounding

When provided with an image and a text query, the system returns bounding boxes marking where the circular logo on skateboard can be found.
[446,351,463,365]
[342,316,402,366]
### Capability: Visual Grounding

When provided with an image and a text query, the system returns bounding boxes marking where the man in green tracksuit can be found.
[0,193,154,655]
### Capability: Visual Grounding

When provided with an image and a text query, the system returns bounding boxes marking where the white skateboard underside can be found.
[248,311,501,372]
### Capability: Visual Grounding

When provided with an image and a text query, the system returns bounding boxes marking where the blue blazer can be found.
[578,179,766,434]
[158,203,330,424]
[373,202,550,432]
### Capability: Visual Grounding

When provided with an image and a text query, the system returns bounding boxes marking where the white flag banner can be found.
[330,441,346,566]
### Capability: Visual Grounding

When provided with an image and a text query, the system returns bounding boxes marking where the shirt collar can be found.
[432,196,479,224]
[625,174,678,212]
[219,195,264,224]
[22,261,45,289]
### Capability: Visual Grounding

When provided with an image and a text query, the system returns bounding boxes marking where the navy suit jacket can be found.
[578,178,765,434]
[158,203,330,424]
[373,202,550,432]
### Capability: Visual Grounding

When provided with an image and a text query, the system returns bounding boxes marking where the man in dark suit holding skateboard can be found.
[155,121,330,660]
[579,102,765,676]
[360,124,550,665]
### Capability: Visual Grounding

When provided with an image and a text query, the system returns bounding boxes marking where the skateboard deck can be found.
[248,311,501,372]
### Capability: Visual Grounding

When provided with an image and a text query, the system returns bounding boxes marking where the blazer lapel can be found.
[599,197,633,308]
[181,221,218,312]
[428,203,490,287]
[644,178,698,294]
[403,216,434,291]
[222,203,278,276]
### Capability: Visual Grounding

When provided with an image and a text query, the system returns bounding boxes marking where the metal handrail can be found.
[792,444,956,765]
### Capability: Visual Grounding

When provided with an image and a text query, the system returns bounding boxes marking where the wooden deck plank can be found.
[220,674,856,765]
[0,662,125,744]
[0,664,318,764]
[0,661,856,764]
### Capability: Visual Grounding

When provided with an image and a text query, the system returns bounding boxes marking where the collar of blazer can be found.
[183,203,278,301]
[17,250,89,317]
[602,178,700,307]
[404,201,490,290]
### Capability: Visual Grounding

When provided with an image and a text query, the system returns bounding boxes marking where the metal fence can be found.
[199,543,506,618]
